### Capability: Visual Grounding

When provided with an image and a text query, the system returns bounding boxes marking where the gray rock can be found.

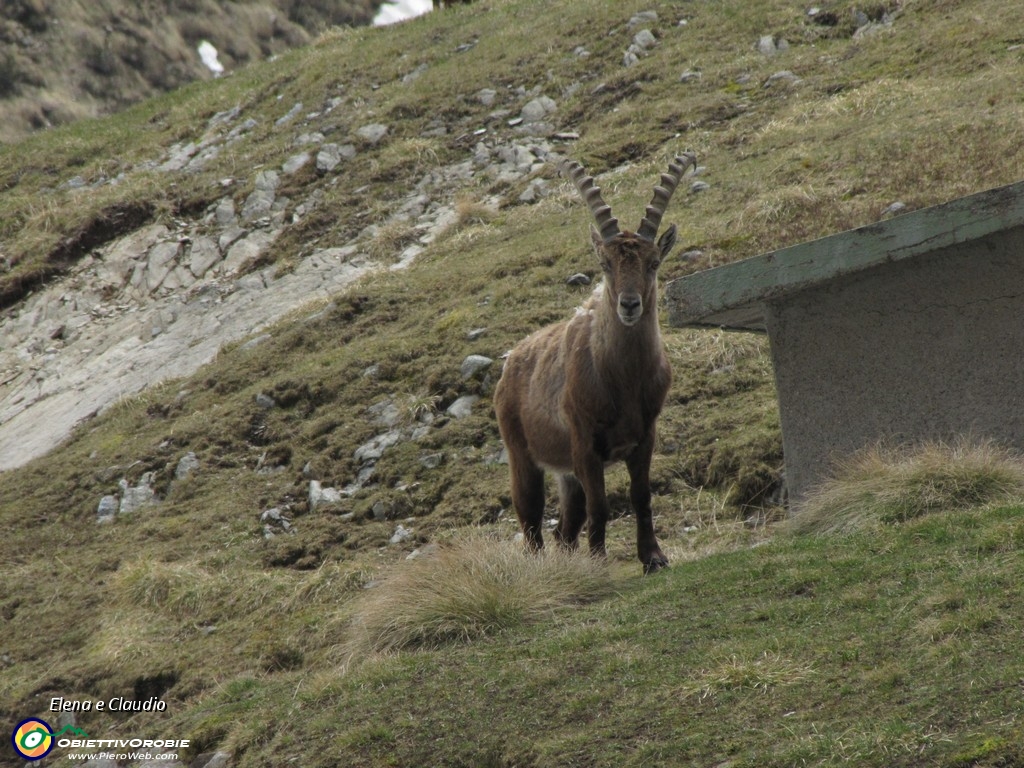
[241,170,280,222]
[354,430,403,463]
[467,327,488,341]
[227,118,258,140]
[691,181,711,194]
[372,500,391,520]
[255,393,276,409]
[680,70,702,83]
[402,63,429,83]
[275,102,303,127]
[368,398,401,428]
[520,97,556,123]
[446,395,479,419]
[882,201,907,218]
[191,752,231,768]
[175,452,200,480]
[261,507,294,537]
[119,473,157,515]
[145,241,183,293]
[221,230,279,276]
[566,273,592,286]
[282,152,311,175]
[295,132,325,146]
[218,226,246,253]
[308,481,343,511]
[757,34,788,55]
[518,178,549,203]
[461,354,494,379]
[764,70,801,87]
[633,29,657,49]
[477,88,497,106]
[188,237,221,278]
[623,50,640,67]
[356,123,389,145]
[96,495,118,524]
[628,11,658,27]
[389,524,413,545]
[316,143,357,173]
[419,452,444,469]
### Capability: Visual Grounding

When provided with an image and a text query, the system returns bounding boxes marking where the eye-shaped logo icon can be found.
[11,717,55,761]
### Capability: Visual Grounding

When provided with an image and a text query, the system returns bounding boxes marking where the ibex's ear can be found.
[590,224,604,256]
[656,224,678,259]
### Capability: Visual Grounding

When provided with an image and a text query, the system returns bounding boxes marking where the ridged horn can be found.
[636,151,697,242]
[559,159,621,244]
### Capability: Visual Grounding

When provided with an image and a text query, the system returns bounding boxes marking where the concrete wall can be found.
[764,225,1024,501]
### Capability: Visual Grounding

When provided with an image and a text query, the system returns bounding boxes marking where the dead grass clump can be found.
[366,219,419,261]
[453,194,498,227]
[345,533,613,655]
[789,440,1024,535]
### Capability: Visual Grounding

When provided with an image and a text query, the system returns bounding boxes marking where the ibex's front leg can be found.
[628,430,669,574]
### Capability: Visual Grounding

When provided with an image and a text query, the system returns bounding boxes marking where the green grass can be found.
[4,0,1024,765]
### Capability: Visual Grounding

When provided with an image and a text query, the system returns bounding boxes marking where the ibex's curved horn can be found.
[636,151,697,242]
[559,159,621,244]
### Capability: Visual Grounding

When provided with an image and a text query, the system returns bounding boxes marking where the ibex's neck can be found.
[592,286,663,370]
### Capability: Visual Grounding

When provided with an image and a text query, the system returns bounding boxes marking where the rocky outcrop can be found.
[0,90,571,470]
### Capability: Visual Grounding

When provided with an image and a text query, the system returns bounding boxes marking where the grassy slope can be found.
[3,0,1024,765]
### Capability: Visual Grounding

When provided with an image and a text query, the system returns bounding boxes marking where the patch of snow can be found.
[198,41,224,75]
[374,0,433,27]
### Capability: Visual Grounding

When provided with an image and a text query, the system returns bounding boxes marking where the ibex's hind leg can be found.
[507,448,546,551]
[554,473,586,550]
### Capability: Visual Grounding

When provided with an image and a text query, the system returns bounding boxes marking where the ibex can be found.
[494,152,696,573]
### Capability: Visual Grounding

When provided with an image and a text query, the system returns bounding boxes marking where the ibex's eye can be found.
[649,260,661,272]
[600,261,612,273]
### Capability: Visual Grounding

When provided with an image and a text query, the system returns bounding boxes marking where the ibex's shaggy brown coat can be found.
[494,153,696,573]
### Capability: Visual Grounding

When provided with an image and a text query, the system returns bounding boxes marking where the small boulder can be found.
[460,354,494,379]
[175,452,200,480]
[282,152,311,175]
[446,395,479,419]
[119,473,157,515]
[96,495,118,524]
[356,123,389,145]
[309,481,343,511]
[390,524,413,545]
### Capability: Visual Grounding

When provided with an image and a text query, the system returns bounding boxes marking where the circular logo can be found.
[11,718,55,761]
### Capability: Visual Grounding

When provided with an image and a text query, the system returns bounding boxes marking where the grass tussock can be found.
[790,440,1024,534]
[680,651,815,702]
[345,534,614,656]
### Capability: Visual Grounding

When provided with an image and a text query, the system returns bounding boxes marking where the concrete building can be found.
[665,181,1024,502]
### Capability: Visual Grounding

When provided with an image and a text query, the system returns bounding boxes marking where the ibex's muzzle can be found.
[617,292,643,325]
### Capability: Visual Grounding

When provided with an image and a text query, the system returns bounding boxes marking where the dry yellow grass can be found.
[788,439,1024,534]
[344,533,614,656]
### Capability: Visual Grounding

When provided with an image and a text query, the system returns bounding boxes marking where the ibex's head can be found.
[561,153,696,327]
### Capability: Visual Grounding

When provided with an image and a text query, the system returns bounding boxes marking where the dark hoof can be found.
[642,556,669,576]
